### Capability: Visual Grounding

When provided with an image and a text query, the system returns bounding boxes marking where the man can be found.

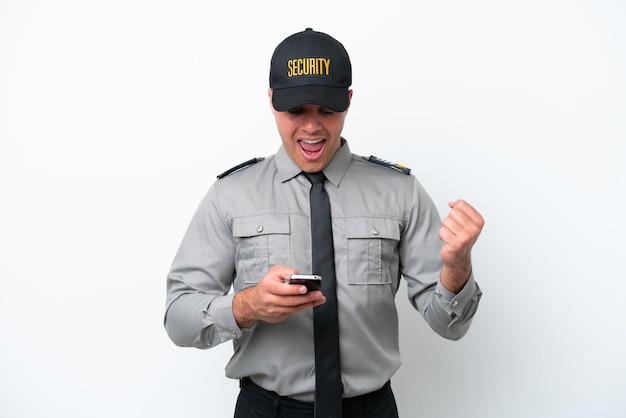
[165,28,484,417]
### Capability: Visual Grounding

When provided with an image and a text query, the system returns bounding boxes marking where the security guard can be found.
[165,28,484,418]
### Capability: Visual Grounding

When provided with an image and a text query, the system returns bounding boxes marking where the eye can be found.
[287,107,304,115]
[320,108,334,116]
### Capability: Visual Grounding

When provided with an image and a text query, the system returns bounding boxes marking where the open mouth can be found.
[299,139,325,158]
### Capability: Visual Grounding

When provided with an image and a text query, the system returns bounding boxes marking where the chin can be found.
[300,160,327,173]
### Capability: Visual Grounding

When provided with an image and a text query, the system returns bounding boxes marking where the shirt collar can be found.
[275,138,351,188]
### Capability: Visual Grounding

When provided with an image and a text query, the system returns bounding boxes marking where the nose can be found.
[301,109,323,132]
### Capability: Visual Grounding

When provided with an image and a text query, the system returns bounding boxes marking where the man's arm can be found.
[402,179,483,340]
[164,186,240,348]
[426,199,484,339]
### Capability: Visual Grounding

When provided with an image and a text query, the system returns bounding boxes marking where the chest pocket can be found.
[232,214,291,284]
[346,217,400,285]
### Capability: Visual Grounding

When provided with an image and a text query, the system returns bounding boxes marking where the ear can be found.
[268,89,275,111]
[346,89,353,111]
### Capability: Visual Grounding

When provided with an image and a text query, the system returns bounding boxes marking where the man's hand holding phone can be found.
[232,267,325,328]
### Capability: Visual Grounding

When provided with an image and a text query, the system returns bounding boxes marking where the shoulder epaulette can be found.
[364,155,411,175]
[217,157,265,179]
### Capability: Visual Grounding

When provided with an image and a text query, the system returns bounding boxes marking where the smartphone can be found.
[287,274,322,291]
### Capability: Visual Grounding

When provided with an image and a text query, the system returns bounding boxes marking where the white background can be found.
[1,1,625,417]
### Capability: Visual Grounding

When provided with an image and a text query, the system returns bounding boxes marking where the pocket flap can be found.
[232,214,290,238]
[346,217,400,240]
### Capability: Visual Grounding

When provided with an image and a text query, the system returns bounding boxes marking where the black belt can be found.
[239,377,393,413]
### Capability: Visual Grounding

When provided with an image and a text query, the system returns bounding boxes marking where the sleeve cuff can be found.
[434,272,479,319]
[208,293,254,342]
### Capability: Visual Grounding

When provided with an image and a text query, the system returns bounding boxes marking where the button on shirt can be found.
[164,140,482,401]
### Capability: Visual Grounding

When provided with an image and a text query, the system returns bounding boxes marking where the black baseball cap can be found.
[269,28,352,112]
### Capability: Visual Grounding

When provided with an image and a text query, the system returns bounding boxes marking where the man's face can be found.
[269,89,352,173]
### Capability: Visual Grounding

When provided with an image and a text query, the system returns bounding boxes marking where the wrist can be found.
[232,288,258,329]
[440,264,471,294]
